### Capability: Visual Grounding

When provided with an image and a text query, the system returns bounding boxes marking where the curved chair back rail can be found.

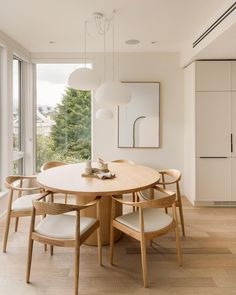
[5,175,42,191]
[40,161,67,172]
[33,196,101,215]
[111,159,135,165]
[158,169,181,186]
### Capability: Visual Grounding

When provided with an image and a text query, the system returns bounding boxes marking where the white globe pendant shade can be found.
[68,68,100,91]
[95,81,131,106]
[95,108,113,120]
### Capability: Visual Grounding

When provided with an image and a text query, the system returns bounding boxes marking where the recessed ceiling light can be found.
[49,41,55,44]
[125,39,140,45]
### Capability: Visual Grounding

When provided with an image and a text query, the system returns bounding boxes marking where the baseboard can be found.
[194,200,236,207]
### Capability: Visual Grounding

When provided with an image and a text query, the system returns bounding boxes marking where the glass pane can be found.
[36,64,92,172]
[13,58,22,175]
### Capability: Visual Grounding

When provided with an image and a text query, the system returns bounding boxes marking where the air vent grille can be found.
[193,2,236,48]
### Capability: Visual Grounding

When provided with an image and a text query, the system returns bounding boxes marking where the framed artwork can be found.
[118,82,160,148]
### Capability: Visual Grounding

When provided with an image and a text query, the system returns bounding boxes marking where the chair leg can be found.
[26,238,34,283]
[175,225,182,266]
[132,192,136,211]
[74,244,80,295]
[178,204,185,237]
[109,225,115,265]
[65,194,68,204]
[165,208,168,214]
[44,244,47,251]
[50,245,54,256]
[97,227,102,266]
[140,237,148,288]
[3,212,11,253]
[15,217,19,232]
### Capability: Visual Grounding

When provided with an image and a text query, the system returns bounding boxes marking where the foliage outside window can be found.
[36,64,91,172]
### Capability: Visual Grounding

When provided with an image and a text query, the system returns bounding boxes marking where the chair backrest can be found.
[40,161,66,172]
[5,175,41,191]
[33,196,101,216]
[137,186,176,209]
[159,169,181,186]
[111,159,135,165]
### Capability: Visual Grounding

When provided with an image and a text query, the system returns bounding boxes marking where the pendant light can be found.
[95,10,131,107]
[95,108,113,119]
[68,21,100,91]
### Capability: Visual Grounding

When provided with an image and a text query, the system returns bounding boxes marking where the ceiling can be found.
[0,0,234,53]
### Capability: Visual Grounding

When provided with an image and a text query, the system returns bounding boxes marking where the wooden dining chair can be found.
[26,195,102,295]
[3,175,44,253]
[110,186,182,288]
[41,161,68,203]
[111,159,137,210]
[157,169,185,236]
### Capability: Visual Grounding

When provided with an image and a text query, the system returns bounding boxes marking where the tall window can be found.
[36,64,91,172]
[13,58,23,174]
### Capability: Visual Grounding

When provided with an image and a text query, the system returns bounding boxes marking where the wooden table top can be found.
[37,162,160,196]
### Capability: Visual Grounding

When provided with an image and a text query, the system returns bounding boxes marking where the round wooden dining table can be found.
[37,162,160,245]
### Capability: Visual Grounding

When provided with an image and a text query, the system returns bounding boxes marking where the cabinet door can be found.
[196,61,231,91]
[196,92,231,157]
[196,158,231,201]
[231,92,236,157]
[231,158,236,200]
[231,62,236,91]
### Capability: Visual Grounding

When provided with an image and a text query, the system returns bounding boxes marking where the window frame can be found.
[13,56,24,175]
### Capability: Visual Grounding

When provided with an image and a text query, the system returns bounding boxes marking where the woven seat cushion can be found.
[35,214,97,239]
[12,194,41,212]
[115,208,173,233]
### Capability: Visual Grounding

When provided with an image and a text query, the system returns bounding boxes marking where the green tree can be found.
[50,88,91,161]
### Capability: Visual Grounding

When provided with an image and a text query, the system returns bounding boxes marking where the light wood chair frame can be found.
[110,186,182,288]
[26,194,102,295]
[40,161,69,203]
[157,169,185,236]
[3,175,44,253]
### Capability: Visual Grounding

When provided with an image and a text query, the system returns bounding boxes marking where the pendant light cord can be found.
[103,19,106,81]
[84,21,87,67]
[112,10,115,81]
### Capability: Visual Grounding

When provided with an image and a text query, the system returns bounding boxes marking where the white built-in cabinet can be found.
[184,60,236,204]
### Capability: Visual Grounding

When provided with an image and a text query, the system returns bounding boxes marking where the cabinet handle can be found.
[199,157,228,159]
[231,133,233,153]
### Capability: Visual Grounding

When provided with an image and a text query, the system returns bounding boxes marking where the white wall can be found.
[92,52,184,172]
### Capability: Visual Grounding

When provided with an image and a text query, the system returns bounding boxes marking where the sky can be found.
[37,63,86,107]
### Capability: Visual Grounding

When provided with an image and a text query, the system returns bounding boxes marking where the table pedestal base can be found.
[77,195,122,246]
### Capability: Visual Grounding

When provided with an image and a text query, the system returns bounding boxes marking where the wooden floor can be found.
[1,197,236,294]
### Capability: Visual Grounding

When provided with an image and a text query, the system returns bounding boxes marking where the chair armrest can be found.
[112,195,143,207]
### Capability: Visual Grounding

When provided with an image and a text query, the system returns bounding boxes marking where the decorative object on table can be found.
[82,158,115,179]
[118,82,160,148]
[97,157,109,171]
[84,160,93,175]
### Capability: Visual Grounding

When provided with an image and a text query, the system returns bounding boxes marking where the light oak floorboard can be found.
[1,197,236,294]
